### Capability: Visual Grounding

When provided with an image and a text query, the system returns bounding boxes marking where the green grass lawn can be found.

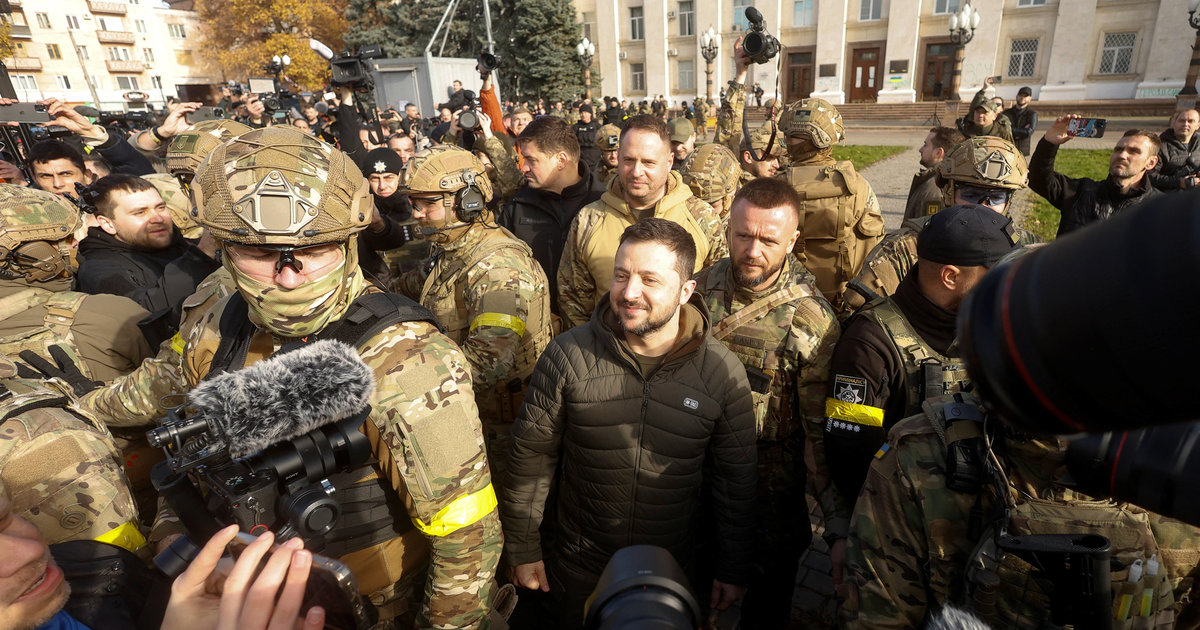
[1021,149,1111,242]
[831,145,908,171]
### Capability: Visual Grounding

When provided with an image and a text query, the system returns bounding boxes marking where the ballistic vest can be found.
[0,289,91,379]
[786,160,884,309]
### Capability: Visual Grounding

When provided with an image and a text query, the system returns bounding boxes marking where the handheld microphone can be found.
[170,339,375,459]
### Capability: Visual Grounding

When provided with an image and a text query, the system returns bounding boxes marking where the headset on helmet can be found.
[455,168,487,223]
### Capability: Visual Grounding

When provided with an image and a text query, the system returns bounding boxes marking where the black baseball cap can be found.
[1017,86,1033,97]
[918,204,1019,268]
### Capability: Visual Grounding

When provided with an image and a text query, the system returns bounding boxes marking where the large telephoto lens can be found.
[958,192,1200,436]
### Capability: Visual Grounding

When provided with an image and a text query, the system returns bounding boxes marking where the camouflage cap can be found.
[779,98,845,148]
[165,119,253,179]
[193,126,371,247]
[668,118,696,143]
[401,145,494,203]
[682,143,742,203]
[938,136,1028,191]
[597,123,622,151]
[0,185,81,281]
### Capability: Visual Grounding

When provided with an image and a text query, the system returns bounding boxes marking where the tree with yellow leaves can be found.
[195,0,347,91]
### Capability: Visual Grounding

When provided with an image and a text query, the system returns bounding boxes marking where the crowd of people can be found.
[1,33,1199,630]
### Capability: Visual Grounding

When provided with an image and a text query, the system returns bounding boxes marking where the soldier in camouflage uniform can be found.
[780,98,885,311]
[594,123,621,186]
[393,146,553,486]
[842,136,1041,316]
[557,114,727,329]
[0,355,144,553]
[681,143,742,220]
[738,122,787,186]
[695,178,840,628]
[77,127,502,628]
[843,390,1200,630]
[0,185,153,383]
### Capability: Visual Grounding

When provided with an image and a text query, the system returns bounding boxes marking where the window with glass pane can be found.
[631,63,645,91]
[1099,33,1135,74]
[1008,39,1038,77]
[151,76,163,89]
[13,75,36,92]
[631,7,644,41]
[46,44,61,60]
[168,23,186,38]
[934,0,960,14]
[581,12,593,40]
[66,15,80,29]
[143,48,155,62]
[1017,0,1046,5]
[56,76,71,90]
[76,45,88,60]
[860,0,882,21]
[117,76,139,90]
[794,0,813,26]
[679,60,695,91]
[733,0,753,31]
[136,19,146,33]
[35,13,50,29]
[679,1,694,37]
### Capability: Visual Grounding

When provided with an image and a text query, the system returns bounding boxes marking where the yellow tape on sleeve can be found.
[825,398,885,427]
[412,483,498,537]
[169,332,186,355]
[93,520,147,553]
[469,312,526,337]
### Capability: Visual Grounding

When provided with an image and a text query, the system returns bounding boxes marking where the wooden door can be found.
[849,47,881,103]
[922,43,957,101]
[786,51,814,102]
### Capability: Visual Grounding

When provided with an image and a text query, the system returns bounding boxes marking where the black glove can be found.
[18,345,102,396]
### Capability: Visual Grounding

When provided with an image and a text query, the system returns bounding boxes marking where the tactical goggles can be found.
[957,186,1012,207]
[224,242,344,277]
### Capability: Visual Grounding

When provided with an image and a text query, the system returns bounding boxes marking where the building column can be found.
[877,0,920,103]
[955,0,1005,101]
[811,0,848,104]
[1136,0,1193,100]
[1039,0,1097,101]
[596,0,621,101]
[646,2,670,101]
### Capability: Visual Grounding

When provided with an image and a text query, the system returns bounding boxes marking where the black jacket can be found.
[74,226,219,326]
[573,119,602,173]
[903,168,944,221]
[1030,138,1161,237]
[1002,104,1038,156]
[94,127,155,176]
[1149,128,1200,191]
[499,162,605,307]
[503,294,757,591]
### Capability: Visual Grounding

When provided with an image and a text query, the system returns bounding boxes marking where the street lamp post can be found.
[701,26,718,103]
[576,38,596,102]
[1178,0,1200,108]
[266,54,291,94]
[947,2,981,101]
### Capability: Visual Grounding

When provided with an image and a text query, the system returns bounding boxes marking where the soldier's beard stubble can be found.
[733,257,783,290]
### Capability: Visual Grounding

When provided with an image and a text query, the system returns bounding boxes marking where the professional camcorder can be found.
[97,109,157,132]
[331,44,383,91]
[478,52,503,73]
[742,7,780,65]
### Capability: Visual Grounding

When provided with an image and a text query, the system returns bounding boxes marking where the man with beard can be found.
[1149,108,1200,191]
[904,127,965,220]
[1030,116,1161,236]
[1003,86,1038,156]
[74,174,220,321]
[694,178,840,628]
[957,78,1013,143]
[557,114,726,329]
[505,217,756,629]
[668,117,697,171]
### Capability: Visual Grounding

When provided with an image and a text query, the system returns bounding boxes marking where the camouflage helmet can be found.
[743,121,785,157]
[0,185,82,282]
[192,126,371,247]
[779,98,845,148]
[165,119,253,180]
[682,143,741,204]
[938,136,1029,193]
[597,123,622,151]
[401,145,494,202]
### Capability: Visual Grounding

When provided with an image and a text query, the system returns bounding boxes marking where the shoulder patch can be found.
[833,374,866,405]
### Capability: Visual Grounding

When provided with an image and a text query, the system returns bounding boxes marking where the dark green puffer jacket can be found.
[502,291,758,587]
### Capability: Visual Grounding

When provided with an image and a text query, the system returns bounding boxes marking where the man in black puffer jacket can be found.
[503,218,757,629]
[1149,108,1200,191]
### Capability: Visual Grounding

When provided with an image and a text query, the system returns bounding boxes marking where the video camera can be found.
[97,109,157,132]
[742,7,780,65]
[478,52,503,74]
[331,44,383,92]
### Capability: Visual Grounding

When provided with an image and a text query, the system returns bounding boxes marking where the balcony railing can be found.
[10,25,31,40]
[6,56,42,70]
[87,1,127,15]
[106,59,145,73]
[96,30,136,44]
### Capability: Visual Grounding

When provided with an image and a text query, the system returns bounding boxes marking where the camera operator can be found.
[440,79,468,112]
[238,95,271,129]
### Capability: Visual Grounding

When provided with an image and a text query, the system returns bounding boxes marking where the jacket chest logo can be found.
[683,397,699,410]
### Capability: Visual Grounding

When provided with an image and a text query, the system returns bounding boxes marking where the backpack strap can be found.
[711,282,816,341]
[205,293,254,379]
[316,291,443,347]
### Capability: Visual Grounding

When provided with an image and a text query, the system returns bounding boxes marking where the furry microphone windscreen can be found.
[925,606,992,630]
[187,340,376,459]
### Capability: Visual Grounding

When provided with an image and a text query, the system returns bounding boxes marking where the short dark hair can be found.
[729,177,802,229]
[620,114,670,145]
[618,217,696,283]
[1122,129,1161,155]
[90,173,158,219]
[517,116,580,162]
[387,133,415,147]
[928,127,966,154]
[29,140,85,172]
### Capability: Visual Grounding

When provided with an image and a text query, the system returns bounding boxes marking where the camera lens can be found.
[459,110,480,131]
[744,32,766,58]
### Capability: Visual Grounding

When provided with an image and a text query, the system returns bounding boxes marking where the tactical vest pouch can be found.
[940,401,987,494]
[51,539,170,630]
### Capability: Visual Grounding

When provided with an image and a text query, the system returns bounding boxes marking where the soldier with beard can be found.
[694,178,839,628]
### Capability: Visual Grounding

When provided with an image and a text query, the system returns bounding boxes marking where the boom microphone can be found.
[309,38,335,61]
[175,339,374,458]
